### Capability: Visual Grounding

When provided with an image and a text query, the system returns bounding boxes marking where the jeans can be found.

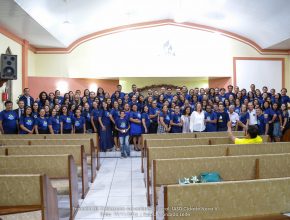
[119,135,130,156]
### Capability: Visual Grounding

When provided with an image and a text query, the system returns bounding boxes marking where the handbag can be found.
[198,172,222,183]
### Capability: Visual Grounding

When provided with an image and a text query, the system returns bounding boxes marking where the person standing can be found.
[248,102,258,126]
[98,102,113,152]
[115,110,130,158]
[189,103,205,132]
[216,103,230,131]
[19,106,35,134]
[181,106,191,133]
[48,108,60,134]
[60,106,74,134]
[148,100,159,133]
[19,88,34,107]
[129,104,142,151]
[170,105,183,133]
[34,108,49,134]
[0,101,19,134]
[204,105,217,132]
[73,109,86,134]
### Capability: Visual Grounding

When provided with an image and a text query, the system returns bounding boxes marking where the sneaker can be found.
[124,155,127,158]
[120,156,124,159]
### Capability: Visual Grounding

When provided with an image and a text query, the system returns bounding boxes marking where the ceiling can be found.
[0,0,290,50]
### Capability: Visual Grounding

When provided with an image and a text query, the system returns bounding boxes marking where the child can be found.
[116,111,130,158]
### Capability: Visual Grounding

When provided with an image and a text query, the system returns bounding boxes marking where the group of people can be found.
[0,84,289,157]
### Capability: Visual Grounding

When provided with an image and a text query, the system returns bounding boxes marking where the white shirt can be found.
[181,115,190,133]
[248,109,258,125]
[189,111,205,132]
[229,112,239,127]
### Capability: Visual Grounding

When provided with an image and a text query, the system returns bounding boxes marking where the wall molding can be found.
[1,20,290,55]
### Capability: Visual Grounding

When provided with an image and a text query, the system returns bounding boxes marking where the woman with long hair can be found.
[130,104,142,151]
[34,108,49,134]
[98,102,113,152]
[189,102,205,132]
[60,105,74,134]
[19,106,35,134]
[157,105,171,134]
[48,108,60,134]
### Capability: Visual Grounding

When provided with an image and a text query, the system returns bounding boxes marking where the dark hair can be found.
[4,100,12,106]
[247,125,259,138]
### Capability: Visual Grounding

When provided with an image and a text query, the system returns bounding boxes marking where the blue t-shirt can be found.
[257,114,267,135]
[19,116,34,134]
[204,111,217,132]
[141,112,150,131]
[264,108,275,123]
[60,115,74,130]
[0,110,18,134]
[281,95,289,105]
[129,111,142,124]
[91,109,99,121]
[159,112,171,125]
[149,107,159,123]
[170,113,182,133]
[36,117,49,131]
[216,111,230,130]
[48,116,60,133]
[272,109,281,123]
[116,118,130,137]
[110,108,120,122]
[74,116,85,131]
[239,112,249,125]
[82,110,91,123]
[32,112,39,120]
[99,110,111,126]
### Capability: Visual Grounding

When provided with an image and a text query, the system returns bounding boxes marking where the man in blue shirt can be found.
[281,88,289,105]
[216,104,230,131]
[204,105,217,132]
[0,100,19,134]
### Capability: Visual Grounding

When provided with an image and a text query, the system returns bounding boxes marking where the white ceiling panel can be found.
[0,0,289,49]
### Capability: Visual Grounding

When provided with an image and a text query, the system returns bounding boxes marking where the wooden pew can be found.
[0,133,100,150]
[156,177,290,220]
[0,174,59,220]
[0,138,98,183]
[141,131,245,147]
[142,135,269,173]
[145,141,290,203]
[5,145,89,199]
[151,153,290,218]
[0,155,79,220]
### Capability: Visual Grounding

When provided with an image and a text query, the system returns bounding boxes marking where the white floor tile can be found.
[107,196,132,206]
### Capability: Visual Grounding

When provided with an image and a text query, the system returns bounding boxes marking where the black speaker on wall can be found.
[0,54,17,80]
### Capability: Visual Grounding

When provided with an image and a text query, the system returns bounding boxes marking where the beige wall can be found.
[0,33,22,109]
[29,26,289,92]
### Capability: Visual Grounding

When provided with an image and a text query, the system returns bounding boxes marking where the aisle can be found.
[75,156,152,220]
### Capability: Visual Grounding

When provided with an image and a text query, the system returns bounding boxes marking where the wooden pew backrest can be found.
[0,174,59,220]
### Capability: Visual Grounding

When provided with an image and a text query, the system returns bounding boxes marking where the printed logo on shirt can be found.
[120,122,126,129]
[75,121,80,127]
[56,119,59,124]
[166,115,170,121]
[218,115,223,122]
[87,113,90,118]
[43,121,48,127]
[26,119,33,126]
[137,113,141,118]
[106,112,110,117]
[66,118,71,123]
[8,114,15,120]
[177,117,181,122]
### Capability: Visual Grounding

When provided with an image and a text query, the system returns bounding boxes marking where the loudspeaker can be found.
[0,54,17,80]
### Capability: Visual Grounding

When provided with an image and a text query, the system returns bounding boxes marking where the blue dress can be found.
[99,110,113,151]
[130,111,142,136]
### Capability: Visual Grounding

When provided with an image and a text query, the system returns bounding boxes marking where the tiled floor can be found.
[74,151,151,220]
